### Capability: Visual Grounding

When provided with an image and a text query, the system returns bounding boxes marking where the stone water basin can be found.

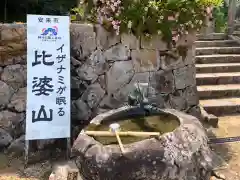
[72,106,214,180]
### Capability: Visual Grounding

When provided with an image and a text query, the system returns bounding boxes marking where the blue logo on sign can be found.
[41,26,58,36]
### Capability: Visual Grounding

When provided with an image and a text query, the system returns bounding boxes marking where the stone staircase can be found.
[196,32,240,180]
[196,33,240,116]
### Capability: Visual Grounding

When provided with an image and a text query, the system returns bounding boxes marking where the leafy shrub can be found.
[213,1,228,32]
[74,0,223,43]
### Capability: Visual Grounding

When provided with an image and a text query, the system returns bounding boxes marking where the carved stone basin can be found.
[72,106,213,180]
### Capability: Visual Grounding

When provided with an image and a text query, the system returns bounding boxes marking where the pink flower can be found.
[172,35,179,42]
[168,16,175,21]
[175,12,179,18]
[111,5,116,11]
[49,173,55,180]
[206,7,211,14]
[113,24,118,29]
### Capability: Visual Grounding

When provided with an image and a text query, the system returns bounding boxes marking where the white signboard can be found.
[26,14,70,140]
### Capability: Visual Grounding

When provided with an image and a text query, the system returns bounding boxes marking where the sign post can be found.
[26,14,71,165]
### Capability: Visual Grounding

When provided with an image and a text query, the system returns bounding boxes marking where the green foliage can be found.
[71,7,85,21]
[75,0,223,43]
[213,1,228,32]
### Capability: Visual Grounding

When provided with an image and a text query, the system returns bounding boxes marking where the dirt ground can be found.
[0,150,63,180]
[0,116,240,180]
[0,156,51,180]
[208,116,240,180]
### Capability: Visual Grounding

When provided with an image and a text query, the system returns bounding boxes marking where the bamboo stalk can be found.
[115,131,125,153]
[85,131,161,137]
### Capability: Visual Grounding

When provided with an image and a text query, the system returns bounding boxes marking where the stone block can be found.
[71,77,88,100]
[0,25,26,66]
[97,75,106,90]
[141,36,167,50]
[76,64,98,82]
[184,86,199,106]
[95,24,120,50]
[72,99,92,121]
[106,61,134,93]
[169,90,187,110]
[187,106,202,121]
[87,49,108,75]
[0,110,24,134]
[81,83,105,109]
[0,128,13,148]
[121,33,139,49]
[183,46,195,65]
[104,44,130,61]
[7,135,25,156]
[173,65,196,90]
[159,53,185,70]
[70,23,96,60]
[131,49,160,72]
[71,57,82,67]
[9,87,26,112]
[150,70,175,94]
[0,80,14,105]
[0,24,26,42]
[176,32,196,47]
[207,114,219,128]
[148,94,166,108]
[0,42,26,66]
[99,94,122,109]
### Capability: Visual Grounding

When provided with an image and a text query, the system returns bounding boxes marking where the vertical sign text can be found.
[26,15,70,140]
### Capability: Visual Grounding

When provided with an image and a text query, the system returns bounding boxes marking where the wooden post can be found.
[24,140,29,168]
[66,138,71,159]
[227,0,237,35]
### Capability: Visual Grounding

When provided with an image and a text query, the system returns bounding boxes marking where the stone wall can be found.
[0,23,199,150]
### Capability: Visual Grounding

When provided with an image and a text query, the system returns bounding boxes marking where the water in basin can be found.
[85,113,180,145]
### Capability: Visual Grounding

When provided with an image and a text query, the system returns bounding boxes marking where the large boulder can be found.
[72,106,213,180]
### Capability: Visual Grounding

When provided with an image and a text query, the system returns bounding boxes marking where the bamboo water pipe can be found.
[109,123,125,153]
[85,130,161,137]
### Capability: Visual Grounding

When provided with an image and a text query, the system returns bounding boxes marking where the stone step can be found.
[234,22,240,29]
[196,72,240,85]
[195,40,238,47]
[200,98,240,116]
[195,54,240,64]
[196,47,240,55]
[196,63,240,73]
[233,31,240,36]
[197,84,240,99]
[196,33,227,40]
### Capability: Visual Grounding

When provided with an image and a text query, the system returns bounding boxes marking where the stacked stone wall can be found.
[0,23,199,150]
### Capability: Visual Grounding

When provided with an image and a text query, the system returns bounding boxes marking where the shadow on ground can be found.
[204,123,232,170]
[0,147,68,180]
